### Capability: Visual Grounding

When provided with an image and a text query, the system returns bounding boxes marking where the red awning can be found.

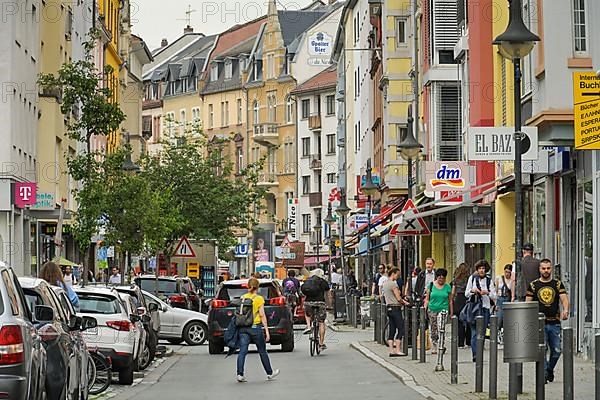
[303,255,335,265]
[355,201,404,233]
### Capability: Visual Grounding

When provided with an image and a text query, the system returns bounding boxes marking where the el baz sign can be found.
[467,127,538,161]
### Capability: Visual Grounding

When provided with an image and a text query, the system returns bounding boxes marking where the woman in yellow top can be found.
[236,278,280,382]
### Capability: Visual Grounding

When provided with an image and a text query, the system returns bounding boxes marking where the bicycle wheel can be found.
[89,352,112,395]
[313,320,321,355]
[309,325,316,357]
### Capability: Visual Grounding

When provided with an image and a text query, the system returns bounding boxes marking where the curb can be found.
[350,342,450,400]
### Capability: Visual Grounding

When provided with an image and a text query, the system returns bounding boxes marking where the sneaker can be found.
[303,328,311,335]
[320,344,327,351]
[237,375,247,383]
[267,369,280,381]
[546,370,554,383]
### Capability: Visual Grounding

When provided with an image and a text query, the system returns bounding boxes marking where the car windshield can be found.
[78,294,121,314]
[217,284,278,301]
[137,279,178,294]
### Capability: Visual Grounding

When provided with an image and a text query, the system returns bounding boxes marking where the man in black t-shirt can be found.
[526,259,569,384]
[301,268,330,350]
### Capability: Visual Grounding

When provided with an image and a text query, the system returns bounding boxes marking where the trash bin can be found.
[503,301,540,363]
[360,296,374,329]
[333,289,346,320]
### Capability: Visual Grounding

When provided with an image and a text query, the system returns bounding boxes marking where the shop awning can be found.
[303,255,333,265]
[57,257,78,267]
[372,220,394,238]
[353,240,393,257]
[355,200,405,234]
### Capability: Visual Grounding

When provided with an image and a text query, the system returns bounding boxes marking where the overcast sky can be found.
[131,0,314,50]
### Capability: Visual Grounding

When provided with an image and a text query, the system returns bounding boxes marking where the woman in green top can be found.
[424,268,453,354]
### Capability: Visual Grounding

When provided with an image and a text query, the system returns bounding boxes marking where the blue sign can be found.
[235,244,249,257]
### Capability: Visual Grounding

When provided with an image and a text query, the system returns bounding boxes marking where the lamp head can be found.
[361,158,379,196]
[493,0,540,60]
[336,190,351,217]
[397,105,423,161]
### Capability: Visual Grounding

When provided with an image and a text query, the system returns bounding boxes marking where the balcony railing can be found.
[309,192,322,207]
[308,114,322,130]
[258,173,278,187]
[253,123,279,146]
[309,154,322,170]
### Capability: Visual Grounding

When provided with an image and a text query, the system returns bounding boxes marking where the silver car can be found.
[142,290,208,346]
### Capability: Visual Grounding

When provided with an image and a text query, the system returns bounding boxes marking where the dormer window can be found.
[210,64,218,81]
[225,60,233,80]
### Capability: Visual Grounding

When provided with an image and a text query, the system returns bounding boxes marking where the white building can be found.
[0,2,40,274]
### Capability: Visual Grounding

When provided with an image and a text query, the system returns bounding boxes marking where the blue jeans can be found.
[544,323,562,373]
[496,296,509,329]
[236,325,273,376]
[470,308,490,358]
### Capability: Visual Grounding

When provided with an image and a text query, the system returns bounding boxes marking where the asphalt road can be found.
[112,328,427,400]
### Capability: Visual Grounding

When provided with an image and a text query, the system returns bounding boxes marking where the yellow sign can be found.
[186,262,200,278]
[573,72,600,149]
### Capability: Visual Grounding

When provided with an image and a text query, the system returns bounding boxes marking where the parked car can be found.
[74,286,139,384]
[0,262,46,400]
[207,279,294,354]
[179,277,201,312]
[19,277,95,400]
[118,292,148,371]
[135,275,192,310]
[114,284,160,367]
[141,290,208,346]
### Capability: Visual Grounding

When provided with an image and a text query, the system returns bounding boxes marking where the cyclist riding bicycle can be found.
[282,270,301,308]
[301,268,330,351]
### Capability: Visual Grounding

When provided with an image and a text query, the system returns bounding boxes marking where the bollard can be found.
[352,296,359,328]
[403,305,409,355]
[451,316,458,384]
[535,314,545,400]
[419,306,426,363]
[412,306,418,360]
[374,300,380,342]
[381,303,388,344]
[489,315,498,400]
[595,333,600,400]
[509,364,518,400]
[563,327,574,400]
[475,315,484,393]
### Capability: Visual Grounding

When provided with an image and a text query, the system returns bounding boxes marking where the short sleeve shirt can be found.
[382,280,400,305]
[428,283,452,313]
[526,279,566,324]
[242,293,265,325]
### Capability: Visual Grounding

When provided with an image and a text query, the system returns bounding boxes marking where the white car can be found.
[74,286,139,385]
[117,292,148,371]
[142,290,208,346]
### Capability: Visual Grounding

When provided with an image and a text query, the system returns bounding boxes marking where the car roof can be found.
[18,276,49,289]
[136,275,178,281]
[74,286,120,297]
[222,279,275,286]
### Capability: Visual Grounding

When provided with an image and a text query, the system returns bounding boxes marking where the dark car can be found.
[20,277,97,400]
[207,279,294,354]
[179,277,200,312]
[135,275,192,310]
[0,263,46,400]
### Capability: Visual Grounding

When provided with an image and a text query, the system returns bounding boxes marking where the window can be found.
[225,60,233,80]
[221,101,229,127]
[192,107,200,122]
[302,137,310,157]
[165,111,175,134]
[326,95,335,115]
[180,110,186,134]
[327,173,336,184]
[573,0,588,53]
[286,96,294,123]
[267,92,277,122]
[326,134,336,154]
[302,214,311,233]
[210,64,218,81]
[236,146,243,174]
[302,176,311,194]
[267,54,276,78]
[208,104,214,128]
[253,101,259,125]
[301,99,310,119]
[283,139,294,173]
[237,99,242,124]
[396,19,407,45]
[433,0,459,64]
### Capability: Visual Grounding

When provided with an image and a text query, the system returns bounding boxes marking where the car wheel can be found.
[281,335,295,352]
[118,362,134,385]
[167,338,184,345]
[208,340,224,354]
[137,344,152,371]
[183,321,207,346]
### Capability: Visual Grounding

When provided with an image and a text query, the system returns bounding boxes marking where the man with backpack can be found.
[282,270,301,307]
[465,259,496,362]
[301,268,330,351]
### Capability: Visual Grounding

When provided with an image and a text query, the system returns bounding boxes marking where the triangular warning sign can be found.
[174,236,196,258]
[389,199,431,236]
[280,234,291,248]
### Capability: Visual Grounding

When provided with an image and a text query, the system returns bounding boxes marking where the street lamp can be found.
[122,132,141,173]
[336,189,351,320]
[361,158,379,287]
[397,105,423,278]
[313,221,322,272]
[493,2,539,398]
[323,202,336,282]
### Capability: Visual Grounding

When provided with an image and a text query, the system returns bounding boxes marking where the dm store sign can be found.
[425,162,470,192]
[308,32,332,65]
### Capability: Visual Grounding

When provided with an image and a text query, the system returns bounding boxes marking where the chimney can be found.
[160,38,168,48]
[184,25,194,34]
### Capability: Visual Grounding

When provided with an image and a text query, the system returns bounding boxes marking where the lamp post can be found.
[120,131,140,285]
[336,189,351,319]
[493,2,539,399]
[361,158,379,286]
[397,105,423,279]
[313,221,322,272]
[323,202,336,282]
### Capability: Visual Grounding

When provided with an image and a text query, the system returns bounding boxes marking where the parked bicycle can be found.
[87,347,112,395]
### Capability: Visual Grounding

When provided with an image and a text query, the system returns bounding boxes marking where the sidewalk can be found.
[351,335,595,400]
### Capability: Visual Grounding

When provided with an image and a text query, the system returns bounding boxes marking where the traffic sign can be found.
[389,199,431,236]
[573,72,600,149]
[173,236,196,258]
[235,244,249,257]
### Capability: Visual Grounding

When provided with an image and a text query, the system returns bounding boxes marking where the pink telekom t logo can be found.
[14,183,37,208]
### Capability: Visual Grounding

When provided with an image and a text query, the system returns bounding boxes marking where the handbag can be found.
[459,298,482,324]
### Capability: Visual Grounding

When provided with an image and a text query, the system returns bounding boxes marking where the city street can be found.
[110,328,427,400]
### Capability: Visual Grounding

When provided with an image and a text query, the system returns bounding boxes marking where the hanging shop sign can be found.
[466,127,539,160]
[573,72,600,149]
[425,161,470,192]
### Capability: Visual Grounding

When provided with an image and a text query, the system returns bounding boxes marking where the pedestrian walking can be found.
[520,243,540,289]
[108,267,121,284]
[451,262,471,347]
[414,257,436,303]
[63,265,74,287]
[495,264,514,338]
[465,259,496,362]
[424,268,453,354]
[526,259,569,383]
[378,265,390,299]
[371,264,386,297]
[383,267,409,357]
[236,277,280,383]
[40,261,80,310]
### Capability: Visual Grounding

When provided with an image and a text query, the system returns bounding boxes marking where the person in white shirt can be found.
[63,266,74,287]
[331,268,343,287]
[378,266,390,300]
[108,267,122,284]
[465,259,496,361]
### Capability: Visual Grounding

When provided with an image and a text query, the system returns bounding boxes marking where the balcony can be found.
[308,114,322,131]
[309,154,322,170]
[253,123,279,146]
[257,173,279,188]
[309,192,322,208]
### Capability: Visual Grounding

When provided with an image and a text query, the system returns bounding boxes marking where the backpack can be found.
[301,277,322,297]
[473,275,495,307]
[234,295,256,327]
[501,276,512,298]
[283,279,298,295]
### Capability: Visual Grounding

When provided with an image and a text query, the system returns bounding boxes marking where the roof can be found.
[291,64,337,95]
[136,275,179,281]
[278,10,328,46]
[202,36,258,95]
[221,279,275,286]
[73,286,119,296]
